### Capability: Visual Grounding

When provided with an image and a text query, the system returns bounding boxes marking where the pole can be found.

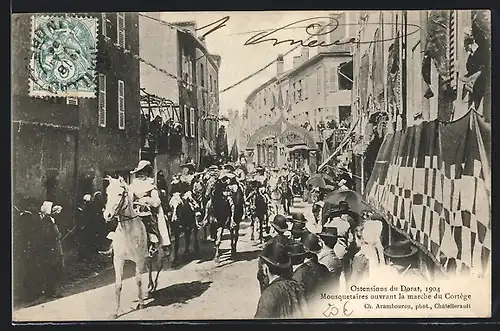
[360,154,365,195]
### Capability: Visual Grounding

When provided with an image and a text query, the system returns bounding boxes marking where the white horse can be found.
[103,176,163,319]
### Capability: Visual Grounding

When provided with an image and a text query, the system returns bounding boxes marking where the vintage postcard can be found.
[12,10,491,321]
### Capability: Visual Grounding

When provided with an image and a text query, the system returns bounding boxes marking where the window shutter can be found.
[117,13,126,48]
[184,105,189,136]
[330,66,338,92]
[98,73,106,127]
[118,80,125,129]
[101,13,107,37]
[190,107,196,138]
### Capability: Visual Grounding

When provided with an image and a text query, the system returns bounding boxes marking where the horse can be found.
[192,175,207,238]
[103,176,163,319]
[248,189,268,244]
[168,191,200,266]
[211,179,245,263]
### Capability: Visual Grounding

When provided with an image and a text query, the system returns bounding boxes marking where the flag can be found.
[359,53,370,113]
[230,139,239,161]
[322,139,330,164]
[422,10,455,106]
[387,29,401,118]
[371,22,384,111]
[365,111,490,275]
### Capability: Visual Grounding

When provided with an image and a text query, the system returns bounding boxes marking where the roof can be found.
[245,50,352,104]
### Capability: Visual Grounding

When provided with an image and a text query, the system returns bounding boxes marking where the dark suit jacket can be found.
[255,277,307,319]
[292,259,330,302]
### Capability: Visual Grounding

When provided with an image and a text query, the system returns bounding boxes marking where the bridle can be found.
[107,184,137,222]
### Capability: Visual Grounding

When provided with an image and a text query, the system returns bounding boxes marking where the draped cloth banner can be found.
[365,111,491,276]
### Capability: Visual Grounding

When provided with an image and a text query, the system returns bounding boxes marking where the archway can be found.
[246,114,317,171]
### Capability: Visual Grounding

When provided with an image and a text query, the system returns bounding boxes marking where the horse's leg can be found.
[193,223,200,253]
[153,249,163,293]
[259,215,263,244]
[231,223,240,256]
[250,215,255,241]
[147,258,154,294]
[172,225,180,266]
[184,227,191,257]
[135,260,145,310]
[111,257,125,319]
[214,224,224,264]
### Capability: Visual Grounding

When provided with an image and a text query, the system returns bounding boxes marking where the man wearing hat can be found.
[100,160,171,258]
[288,241,307,270]
[169,161,199,213]
[383,238,422,278]
[254,242,307,319]
[267,214,292,246]
[257,214,292,292]
[199,165,220,231]
[292,232,330,303]
[288,213,308,242]
[318,226,343,291]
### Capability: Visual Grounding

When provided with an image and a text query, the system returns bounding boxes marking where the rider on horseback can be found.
[199,165,220,228]
[246,166,271,208]
[99,160,171,257]
[169,162,199,213]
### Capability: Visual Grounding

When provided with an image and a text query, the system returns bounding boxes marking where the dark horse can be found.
[212,180,245,264]
[248,189,268,245]
[168,192,200,266]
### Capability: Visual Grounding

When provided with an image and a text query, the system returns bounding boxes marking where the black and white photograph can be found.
[11,10,491,321]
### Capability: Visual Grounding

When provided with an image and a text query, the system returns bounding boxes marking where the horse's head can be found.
[169,192,183,223]
[103,176,128,222]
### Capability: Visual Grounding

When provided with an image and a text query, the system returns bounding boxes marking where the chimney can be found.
[316,21,327,47]
[293,56,301,69]
[276,54,284,75]
[301,47,309,64]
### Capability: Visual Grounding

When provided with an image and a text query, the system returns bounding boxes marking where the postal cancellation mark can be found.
[29,15,97,98]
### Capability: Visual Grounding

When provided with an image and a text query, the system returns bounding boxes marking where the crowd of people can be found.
[254,200,424,319]
[13,199,66,302]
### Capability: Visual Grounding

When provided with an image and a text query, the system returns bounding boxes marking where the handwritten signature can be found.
[196,15,420,48]
[323,301,353,317]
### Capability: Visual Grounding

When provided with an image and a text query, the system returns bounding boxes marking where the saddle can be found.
[133,203,160,257]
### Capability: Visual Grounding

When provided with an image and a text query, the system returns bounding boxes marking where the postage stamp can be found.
[29,15,97,98]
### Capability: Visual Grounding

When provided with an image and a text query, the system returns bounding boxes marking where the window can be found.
[117,13,125,48]
[339,106,351,123]
[330,66,337,92]
[214,79,217,95]
[118,80,125,129]
[45,170,58,202]
[190,107,196,138]
[98,73,106,127]
[183,51,193,90]
[339,60,354,90]
[316,67,322,94]
[298,80,303,101]
[183,106,189,136]
[101,13,107,37]
[209,74,213,93]
[264,90,267,106]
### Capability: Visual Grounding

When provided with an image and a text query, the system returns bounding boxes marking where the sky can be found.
[160,11,335,116]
